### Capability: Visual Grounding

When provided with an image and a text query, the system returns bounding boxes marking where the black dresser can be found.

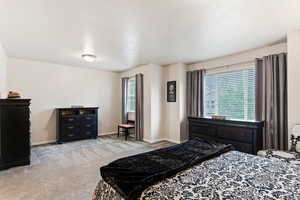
[188,117,264,155]
[56,107,99,143]
[0,99,31,170]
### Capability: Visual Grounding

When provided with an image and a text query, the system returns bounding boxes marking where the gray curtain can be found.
[255,53,288,150]
[135,73,144,141]
[186,70,205,117]
[121,77,129,124]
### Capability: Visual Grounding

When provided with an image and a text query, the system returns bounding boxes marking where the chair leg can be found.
[125,128,128,140]
[117,126,119,137]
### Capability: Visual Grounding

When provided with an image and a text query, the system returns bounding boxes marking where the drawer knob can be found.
[68,126,74,129]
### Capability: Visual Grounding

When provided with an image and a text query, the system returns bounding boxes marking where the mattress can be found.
[93,151,300,200]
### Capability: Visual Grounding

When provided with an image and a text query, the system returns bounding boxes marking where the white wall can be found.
[162,63,187,143]
[150,65,164,142]
[0,41,7,98]
[121,63,188,144]
[188,43,287,71]
[7,58,121,145]
[121,64,164,143]
[287,30,300,151]
[120,43,288,144]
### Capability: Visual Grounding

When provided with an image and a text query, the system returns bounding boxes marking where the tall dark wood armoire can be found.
[0,99,31,170]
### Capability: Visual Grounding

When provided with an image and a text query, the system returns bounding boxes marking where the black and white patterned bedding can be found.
[93,151,300,200]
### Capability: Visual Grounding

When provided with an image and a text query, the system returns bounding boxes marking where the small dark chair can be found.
[118,120,135,140]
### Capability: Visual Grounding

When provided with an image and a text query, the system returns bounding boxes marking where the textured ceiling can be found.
[0,0,300,71]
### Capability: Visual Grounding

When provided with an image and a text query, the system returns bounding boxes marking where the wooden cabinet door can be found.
[1,106,30,162]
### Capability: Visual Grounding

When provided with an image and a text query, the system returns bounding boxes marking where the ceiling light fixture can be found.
[82,54,97,63]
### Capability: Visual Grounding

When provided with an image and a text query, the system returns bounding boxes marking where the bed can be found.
[93,139,300,200]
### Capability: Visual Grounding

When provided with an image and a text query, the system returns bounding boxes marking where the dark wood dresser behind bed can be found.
[188,117,264,155]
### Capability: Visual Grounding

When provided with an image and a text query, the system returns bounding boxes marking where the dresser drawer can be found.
[189,123,217,137]
[81,123,96,130]
[61,124,80,138]
[81,115,97,123]
[217,126,253,143]
[61,115,79,124]
[62,124,80,131]
[61,132,77,140]
[82,130,97,137]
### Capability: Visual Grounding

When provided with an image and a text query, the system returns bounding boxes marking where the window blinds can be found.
[204,67,256,120]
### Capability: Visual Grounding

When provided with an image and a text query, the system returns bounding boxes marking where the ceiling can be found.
[0,0,300,71]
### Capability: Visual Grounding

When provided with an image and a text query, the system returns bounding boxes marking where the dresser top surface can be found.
[0,99,31,105]
[0,99,31,101]
[188,116,264,126]
[56,107,99,110]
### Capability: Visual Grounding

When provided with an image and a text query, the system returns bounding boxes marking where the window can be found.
[204,67,256,120]
[127,78,136,112]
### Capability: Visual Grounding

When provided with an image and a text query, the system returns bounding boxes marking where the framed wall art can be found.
[167,81,176,102]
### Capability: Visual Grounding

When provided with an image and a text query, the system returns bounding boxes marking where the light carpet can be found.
[0,135,173,200]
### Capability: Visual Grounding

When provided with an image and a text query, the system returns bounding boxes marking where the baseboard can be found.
[165,139,182,144]
[143,138,166,144]
[32,132,117,146]
[179,139,188,143]
[143,138,186,144]
[31,139,57,147]
[98,131,117,136]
